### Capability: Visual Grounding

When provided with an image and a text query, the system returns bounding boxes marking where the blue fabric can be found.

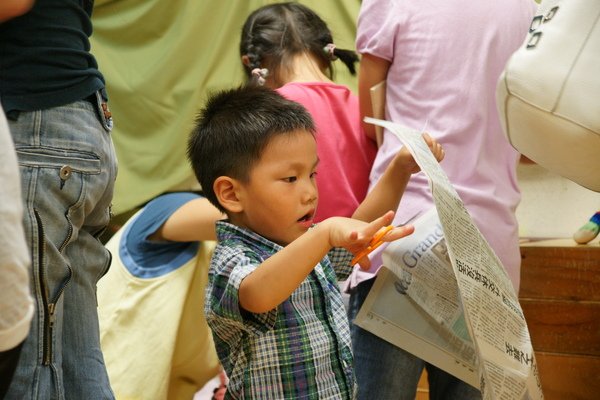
[120,192,200,279]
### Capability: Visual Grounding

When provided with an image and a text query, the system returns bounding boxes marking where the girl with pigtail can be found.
[240,2,378,222]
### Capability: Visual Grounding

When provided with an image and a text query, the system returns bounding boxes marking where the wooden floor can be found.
[415,239,600,400]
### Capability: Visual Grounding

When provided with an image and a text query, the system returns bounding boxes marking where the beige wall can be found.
[517,165,598,238]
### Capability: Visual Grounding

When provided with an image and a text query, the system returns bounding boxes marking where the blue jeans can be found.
[347,278,481,400]
[6,98,117,399]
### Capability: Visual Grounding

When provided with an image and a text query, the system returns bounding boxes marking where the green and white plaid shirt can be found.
[206,221,357,399]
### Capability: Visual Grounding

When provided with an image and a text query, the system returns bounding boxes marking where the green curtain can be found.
[91,0,360,215]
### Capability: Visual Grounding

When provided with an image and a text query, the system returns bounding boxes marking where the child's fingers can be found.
[422,133,444,162]
[351,223,414,267]
[357,255,371,270]
[354,210,396,243]
[422,132,433,144]
[370,210,395,232]
[432,138,444,161]
[434,143,444,162]
[381,224,415,242]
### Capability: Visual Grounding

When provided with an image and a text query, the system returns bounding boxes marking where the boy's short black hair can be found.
[187,85,315,212]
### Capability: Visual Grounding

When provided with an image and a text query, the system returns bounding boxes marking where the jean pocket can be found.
[17,146,102,252]
[17,146,101,174]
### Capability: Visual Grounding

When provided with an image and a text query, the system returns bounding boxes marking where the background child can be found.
[97,192,226,399]
[240,2,377,222]
[187,85,442,399]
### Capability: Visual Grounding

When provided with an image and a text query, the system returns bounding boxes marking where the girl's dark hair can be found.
[187,85,315,213]
[240,2,359,86]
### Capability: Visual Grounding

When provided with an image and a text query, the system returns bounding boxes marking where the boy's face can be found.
[233,130,319,246]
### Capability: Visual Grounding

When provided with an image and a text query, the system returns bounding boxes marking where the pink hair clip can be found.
[251,68,269,85]
[323,43,337,60]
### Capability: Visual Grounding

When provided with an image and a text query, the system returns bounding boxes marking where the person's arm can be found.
[358,53,391,141]
[239,211,414,313]
[149,197,224,242]
[0,0,33,22]
[353,134,444,223]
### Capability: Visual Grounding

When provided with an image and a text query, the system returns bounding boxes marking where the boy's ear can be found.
[214,176,243,213]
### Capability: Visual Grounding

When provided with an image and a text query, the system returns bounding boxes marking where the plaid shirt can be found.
[206,221,357,399]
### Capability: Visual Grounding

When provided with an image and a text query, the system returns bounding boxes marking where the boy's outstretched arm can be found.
[239,212,413,314]
[352,133,444,223]
[149,197,224,242]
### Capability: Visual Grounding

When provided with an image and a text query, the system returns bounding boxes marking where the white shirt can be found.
[0,109,33,351]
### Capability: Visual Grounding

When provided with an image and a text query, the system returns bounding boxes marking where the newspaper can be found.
[354,119,543,400]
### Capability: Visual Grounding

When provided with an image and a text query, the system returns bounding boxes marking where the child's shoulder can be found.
[277,82,357,118]
[213,224,277,266]
[278,80,352,94]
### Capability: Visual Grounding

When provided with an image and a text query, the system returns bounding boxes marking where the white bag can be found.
[496,0,600,192]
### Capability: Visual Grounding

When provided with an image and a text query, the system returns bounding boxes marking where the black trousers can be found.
[0,342,23,399]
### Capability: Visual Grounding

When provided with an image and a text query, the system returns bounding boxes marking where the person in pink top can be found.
[347,0,538,399]
[239,2,377,222]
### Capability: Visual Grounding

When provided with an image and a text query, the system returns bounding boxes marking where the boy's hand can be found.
[325,211,415,270]
[393,133,444,174]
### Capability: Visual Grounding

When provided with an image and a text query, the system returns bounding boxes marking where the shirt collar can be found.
[215,220,284,253]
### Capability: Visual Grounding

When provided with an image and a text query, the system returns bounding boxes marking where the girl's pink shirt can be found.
[349,0,537,291]
[277,81,377,223]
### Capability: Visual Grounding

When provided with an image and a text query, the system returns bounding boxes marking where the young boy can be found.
[187,86,443,399]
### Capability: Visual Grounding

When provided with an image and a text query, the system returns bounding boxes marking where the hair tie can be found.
[323,43,338,60]
[251,68,269,85]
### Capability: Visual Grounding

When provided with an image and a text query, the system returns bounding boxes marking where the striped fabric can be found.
[206,221,357,399]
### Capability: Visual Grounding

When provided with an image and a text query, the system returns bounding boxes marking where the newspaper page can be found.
[354,118,543,400]
[355,208,478,386]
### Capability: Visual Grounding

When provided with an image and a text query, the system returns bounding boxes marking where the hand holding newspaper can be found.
[354,119,543,400]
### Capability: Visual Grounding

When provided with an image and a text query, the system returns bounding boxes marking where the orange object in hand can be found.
[351,225,393,265]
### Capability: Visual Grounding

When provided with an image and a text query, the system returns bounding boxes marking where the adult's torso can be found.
[354,0,537,289]
[0,0,105,113]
